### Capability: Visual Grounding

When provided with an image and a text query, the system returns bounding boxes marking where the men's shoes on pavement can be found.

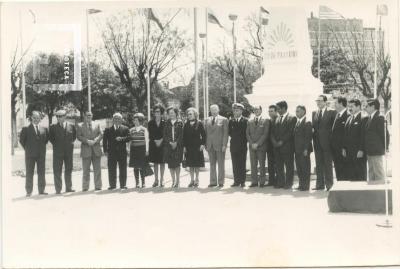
[95,188,102,191]
[249,183,258,188]
[208,184,217,188]
[218,184,224,188]
[108,187,116,190]
[39,192,48,195]
[26,193,32,197]
[66,189,75,193]
[231,183,240,187]
[312,187,324,190]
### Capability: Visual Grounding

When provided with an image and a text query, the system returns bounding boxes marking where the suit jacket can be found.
[294,118,313,154]
[77,121,103,158]
[331,109,350,152]
[312,108,337,151]
[267,117,278,152]
[364,111,388,156]
[49,122,76,157]
[228,117,248,153]
[103,125,130,157]
[19,124,49,158]
[271,113,297,153]
[343,112,367,158]
[204,115,229,151]
[246,116,270,151]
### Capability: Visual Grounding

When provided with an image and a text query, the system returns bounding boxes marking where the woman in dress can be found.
[128,113,149,188]
[148,104,166,187]
[163,106,184,188]
[183,107,206,187]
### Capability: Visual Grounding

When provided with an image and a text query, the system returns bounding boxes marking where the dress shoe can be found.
[266,183,274,187]
[208,184,217,188]
[249,183,258,188]
[141,184,146,188]
[56,191,61,195]
[66,189,75,193]
[193,182,199,188]
[26,193,32,197]
[39,192,48,195]
[152,181,159,187]
[218,184,224,187]
[95,188,102,191]
[312,187,324,190]
[135,185,140,188]
[231,183,240,187]
[259,183,265,188]
[159,184,165,188]
[240,183,246,188]
[283,186,292,190]
[188,182,194,188]
[82,189,88,192]
[108,187,116,190]
[121,186,128,190]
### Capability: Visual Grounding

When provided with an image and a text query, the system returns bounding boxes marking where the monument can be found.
[245,6,323,116]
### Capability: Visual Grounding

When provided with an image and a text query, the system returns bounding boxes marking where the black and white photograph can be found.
[0,0,399,267]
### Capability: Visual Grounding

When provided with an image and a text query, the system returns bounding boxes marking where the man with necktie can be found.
[266,105,278,187]
[342,99,367,181]
[229,103,248,187]
[49,109,77,194]
[364,99,389,183]
[246,105,270,187]
[77,111,103,191]
[294,105,313,191]
[331,97,350,181]
[205,104,229,187]
[103,113,130,190]
[19,111,49,196]
[271,101,297,189]
[312,95,337,191]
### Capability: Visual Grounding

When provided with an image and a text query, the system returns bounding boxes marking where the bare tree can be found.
[99,9,190,113]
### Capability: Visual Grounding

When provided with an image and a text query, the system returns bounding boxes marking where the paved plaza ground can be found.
[2,154,400,268]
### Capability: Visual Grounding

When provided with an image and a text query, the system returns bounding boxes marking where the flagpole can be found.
[205,8,209,117]
[200,33,206,119]
[86,9,92,112]
[318,6,321,80]
[194,8,199,111]
[229,14,238,103]
[19,10,27,125]
[147,9,151,120]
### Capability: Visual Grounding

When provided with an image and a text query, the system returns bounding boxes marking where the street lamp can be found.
[229,14,238,103]
[199,33,207,118]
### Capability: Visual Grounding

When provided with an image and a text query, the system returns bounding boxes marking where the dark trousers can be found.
[275,149,294,188]
[332,149,347,181]
[134,168,145,185]
[108,154,127,188]
[25,154,46,194]
[346,156,367,181]
[267,149,276,185]
[231,149,247,184]
[314,148,333,189]
[53,153,73,192]
[295,151,311,190]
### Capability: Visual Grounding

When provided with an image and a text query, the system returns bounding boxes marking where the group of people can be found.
[19,95,389,197]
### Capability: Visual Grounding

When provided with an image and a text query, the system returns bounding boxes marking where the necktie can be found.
[255,117,259,126]
[296,119,300,128]
[318,110,323,123]
[35,125,39,136]
[212,117,215,125]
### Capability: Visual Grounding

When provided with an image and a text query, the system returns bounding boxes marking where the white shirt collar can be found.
[338,108,346,117]
[171,119,177,124]
[370,110,378,118]
[235,116,242,121]
[297,115,306,122]
[353,111,361,118]
[255,115,261,120]
[281,112,288,120]
[114,124,119,130]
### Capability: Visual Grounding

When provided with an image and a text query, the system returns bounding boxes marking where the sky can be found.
[2,0,396,88]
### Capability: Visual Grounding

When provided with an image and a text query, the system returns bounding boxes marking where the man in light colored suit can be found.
[205,104,229,187]
[246,105,270,187]
[77,111,103,191]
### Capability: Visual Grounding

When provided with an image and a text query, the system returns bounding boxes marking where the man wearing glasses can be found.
[49,109,77,194]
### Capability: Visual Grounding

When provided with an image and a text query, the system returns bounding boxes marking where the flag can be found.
[208,9,223,28]
[88,8,102,14]
[260,6,269,15]
[377,4,388,15]
[146,8,164,31]
[319,6,344,19]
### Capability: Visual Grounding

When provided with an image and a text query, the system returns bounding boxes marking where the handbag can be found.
[142,163,154,177]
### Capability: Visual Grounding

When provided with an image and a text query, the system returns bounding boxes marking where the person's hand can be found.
[116,137,122,141]
[183,147,187,154]
[252,143,258,150]
[277,141,283,147]
[145,150,149,156]
[303,150,308,157]
[356,150,364,158]
[342,149,347,157]
[87,140,95,146]
[170,141,177,149]
[155,139,162,147]
[222,146,226,152]
[200,145,205,151]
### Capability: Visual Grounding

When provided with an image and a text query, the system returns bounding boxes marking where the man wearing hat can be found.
[49,109,77,194]
[228,103,248,187]
[103,112,130,190]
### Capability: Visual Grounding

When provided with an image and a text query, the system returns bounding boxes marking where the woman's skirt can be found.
[129,145,147,169]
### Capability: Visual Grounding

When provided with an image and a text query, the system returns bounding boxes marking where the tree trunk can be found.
[11,110,17,155]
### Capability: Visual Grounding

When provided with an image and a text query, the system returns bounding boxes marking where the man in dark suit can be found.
[19,111,49,196]
[312,95,337,191]
[49,109,77,194]
[229,103,248,187]
[266,105,278,186]
[342,99,367,181]
[364,99,389,182]
[103,113,130,190]
[246,105,270,187]
[271,101,297,189]
[294,106,313,191]
[331,97,350,181]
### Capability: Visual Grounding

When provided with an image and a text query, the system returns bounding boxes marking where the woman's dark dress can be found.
[163,119,184,169]
[148,119,165,163]
[183,120,206,168]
